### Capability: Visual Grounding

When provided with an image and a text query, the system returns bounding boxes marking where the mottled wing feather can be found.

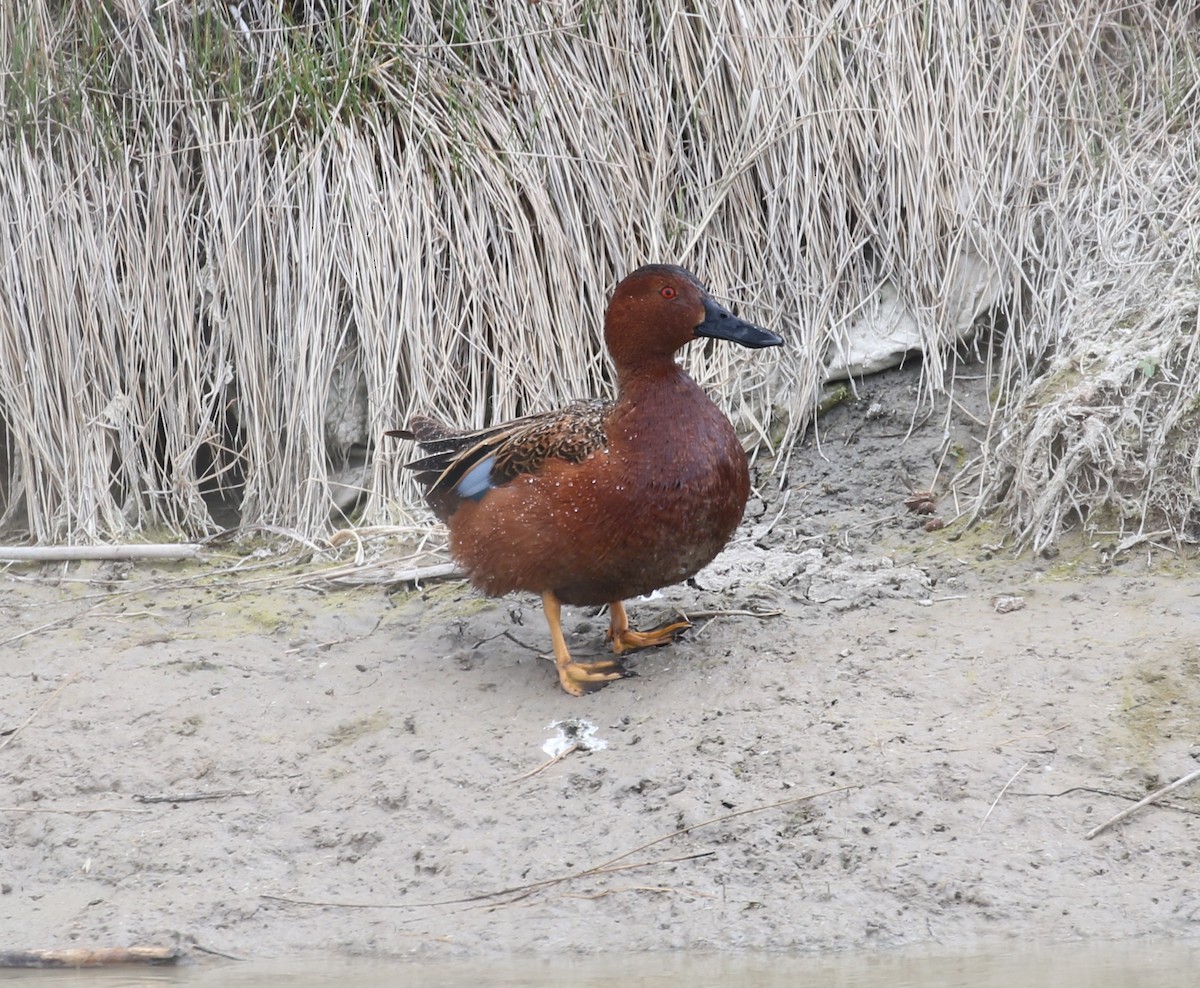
[389,400,610,514]
[492,399,609,480]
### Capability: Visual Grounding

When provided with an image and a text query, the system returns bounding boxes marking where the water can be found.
[3,941,1197,987]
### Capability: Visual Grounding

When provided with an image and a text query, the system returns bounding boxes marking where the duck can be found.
[388,264,782,695]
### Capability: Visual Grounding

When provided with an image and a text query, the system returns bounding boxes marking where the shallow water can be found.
[4,941,1199,988]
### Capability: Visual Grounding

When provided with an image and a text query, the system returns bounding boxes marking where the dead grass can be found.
[0,2,1197,547]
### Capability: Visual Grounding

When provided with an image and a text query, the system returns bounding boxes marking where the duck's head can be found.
[604,264,782,372]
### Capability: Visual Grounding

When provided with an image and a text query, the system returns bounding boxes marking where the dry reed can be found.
[0,2,1197,548]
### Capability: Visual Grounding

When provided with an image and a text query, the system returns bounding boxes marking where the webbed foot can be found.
[606,600,691,655]
[556,657,636,696]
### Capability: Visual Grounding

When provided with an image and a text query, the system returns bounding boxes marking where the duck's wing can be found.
[387,398,610,513]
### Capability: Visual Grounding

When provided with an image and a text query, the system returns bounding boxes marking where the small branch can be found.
[261,849,716,912]
[0,806,151,815]
[979,761,1028,831]
[133,789,260,804]
[506,743,579,783]
[390,561,461,581]
[1008,784,1200,815]
[191,943,244,961]
[683,608,782,620]
[340,561,460,585]
[588,784,858,875]
[554,884,715,901]
[291,560,461,587]
[0,946,184,968]
[260,783,857,913]
[0,673,78,753]
[1,616,75,649]
[0,544,201,562]
[1085,766,1200,840]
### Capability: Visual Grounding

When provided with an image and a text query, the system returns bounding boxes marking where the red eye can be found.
[660,286,676,299]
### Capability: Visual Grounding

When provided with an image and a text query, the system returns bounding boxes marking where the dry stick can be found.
[0,806,151,815]
[0,545,201,562]
[995,724,1071,749]
[979,760,1029,831]
[329,561,460,585]
[191,943,244,961]
[0,946,184,968]
[463,782,859,906]
[262,784,857,911]
[556,884,716,901]
[465,851,720,910]
[683,608,782,620]
[0,673,78,753]
[0,615,75,649]
[753,488,794,541]
[1085,766,1200,840]
[260,850,715,912]
[588,784,857,875]
[133,789,261,804]
[276,560,459,589]
[506,743,578,784]
[1010,784,1200,815]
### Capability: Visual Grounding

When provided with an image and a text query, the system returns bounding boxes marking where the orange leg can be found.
[606,600,691,656]
[542,591,631,696]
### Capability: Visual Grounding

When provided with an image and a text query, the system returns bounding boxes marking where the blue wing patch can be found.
[455,454,497,500]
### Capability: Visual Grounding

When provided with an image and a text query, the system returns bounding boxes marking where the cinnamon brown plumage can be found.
[388,264,782,695]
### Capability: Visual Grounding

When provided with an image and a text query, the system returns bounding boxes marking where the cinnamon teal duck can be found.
[389,264,782,695]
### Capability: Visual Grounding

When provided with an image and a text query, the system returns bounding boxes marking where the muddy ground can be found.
[2,361,1199,963]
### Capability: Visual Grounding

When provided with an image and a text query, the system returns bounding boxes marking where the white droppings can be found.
[542,718,608,757]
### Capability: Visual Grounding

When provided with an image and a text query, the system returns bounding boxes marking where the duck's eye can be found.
[660,286,676,299]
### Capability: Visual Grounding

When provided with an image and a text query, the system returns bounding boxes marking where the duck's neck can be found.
[614,357,689,398]
[611,359,716,438]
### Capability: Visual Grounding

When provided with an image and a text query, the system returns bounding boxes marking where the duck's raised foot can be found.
[556,657,636,697]
[606,600,691,655]
[608,620,692,655]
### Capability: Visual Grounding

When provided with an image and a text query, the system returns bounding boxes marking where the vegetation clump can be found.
[0,2,1197,551]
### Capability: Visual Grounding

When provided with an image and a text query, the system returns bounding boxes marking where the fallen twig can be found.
[979,761,1028,831]
[262,849,716,912]
[1,616,79,649]
[682,608,782,620]
[994,724,1070,749]
[506,743,579,783]
[133,789,261,804]
[0,673,78,753]
[589,784,858,874]
[0,544,201,562]
[0,946,184,968]
[310,561,460,587]
[1085,766,1200,840]
[753,488,794,540]
[0,806,151,815]
[554,884,715,901]
[191,943,244,961]
[1009,784,1200,815]
[260,781,856,911]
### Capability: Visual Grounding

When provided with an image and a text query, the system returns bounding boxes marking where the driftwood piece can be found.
[1085,765,1200,839]
[0,544,201,562]
[0,946,185,968]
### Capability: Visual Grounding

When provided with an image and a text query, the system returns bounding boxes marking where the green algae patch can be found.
[1116,654,1200,757]
[320,710,391,748]
[403,581,496,627]
[173,657,221,673]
